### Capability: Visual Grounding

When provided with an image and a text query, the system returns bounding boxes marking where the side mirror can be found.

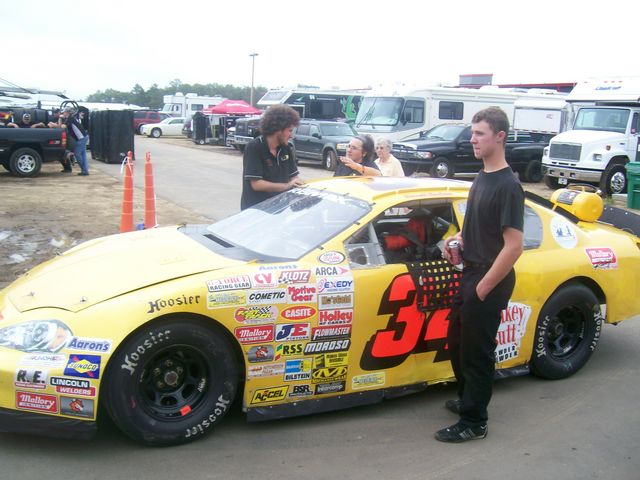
[312,132,321,139]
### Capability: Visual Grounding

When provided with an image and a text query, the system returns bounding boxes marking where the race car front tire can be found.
[530,283,602,379]
[103,318,239,446]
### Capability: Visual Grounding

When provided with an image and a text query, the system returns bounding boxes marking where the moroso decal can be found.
[360,273,450,371]
[251,386,289,404]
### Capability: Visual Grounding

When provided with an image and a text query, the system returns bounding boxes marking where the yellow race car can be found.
[1,177,639,446]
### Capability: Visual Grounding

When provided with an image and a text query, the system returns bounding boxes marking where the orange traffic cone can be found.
[120,151,134,233]
[144,151,157,229]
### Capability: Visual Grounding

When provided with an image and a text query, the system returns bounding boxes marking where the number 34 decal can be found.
[360,274,451,370]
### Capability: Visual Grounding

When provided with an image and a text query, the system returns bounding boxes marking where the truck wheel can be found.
[103,319,239,446]
[151,128,162,138]
[431,157,454,178]
[599,163,627,196]
[530,283,602,379]
[323,149,337,171]
[524,160,543,183]
[10,148,42,177]
[543,175,561,190]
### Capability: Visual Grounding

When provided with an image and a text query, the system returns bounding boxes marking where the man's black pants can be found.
[447,266,515,426]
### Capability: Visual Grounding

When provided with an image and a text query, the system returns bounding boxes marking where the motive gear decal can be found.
[360,273,451,370]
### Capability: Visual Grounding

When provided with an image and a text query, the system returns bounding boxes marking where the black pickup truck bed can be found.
[0,126,67,177]
[392,124,551,182]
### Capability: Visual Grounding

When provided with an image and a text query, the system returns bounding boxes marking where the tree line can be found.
[86,79,269,109]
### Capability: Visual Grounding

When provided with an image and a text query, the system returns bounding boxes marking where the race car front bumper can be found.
[0,406,96,440]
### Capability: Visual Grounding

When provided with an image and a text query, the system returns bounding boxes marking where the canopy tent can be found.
[202,99,262,115]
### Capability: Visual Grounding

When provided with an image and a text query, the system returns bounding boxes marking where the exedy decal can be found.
[360,273,450,370]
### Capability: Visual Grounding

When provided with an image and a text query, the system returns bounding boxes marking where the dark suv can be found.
[292,120,357,170]
[133,110,171,134]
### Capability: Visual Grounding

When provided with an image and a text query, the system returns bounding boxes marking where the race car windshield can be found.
[206,188,371,260]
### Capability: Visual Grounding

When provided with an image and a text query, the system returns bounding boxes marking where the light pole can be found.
[249,53,258,107]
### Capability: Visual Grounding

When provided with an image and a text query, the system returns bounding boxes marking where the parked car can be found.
[392,124,552,182]
[141,117,187,138]
[1,178,638,446]
[292,120,356,170]
[132,110,171,135]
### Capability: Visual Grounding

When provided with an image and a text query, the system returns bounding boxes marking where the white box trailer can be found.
[542,76,640,195]
[513,98,568,135]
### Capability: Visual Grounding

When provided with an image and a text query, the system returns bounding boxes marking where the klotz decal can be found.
[318,251,346,265]
[550,217,578,249]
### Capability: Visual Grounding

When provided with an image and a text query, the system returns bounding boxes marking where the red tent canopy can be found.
[202,99,262,115]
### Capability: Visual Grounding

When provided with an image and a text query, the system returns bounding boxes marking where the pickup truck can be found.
[0,126,67,177]
[392,123,551,182]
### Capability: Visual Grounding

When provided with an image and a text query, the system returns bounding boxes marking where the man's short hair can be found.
[472,107,509,142]
[259,105,300,137]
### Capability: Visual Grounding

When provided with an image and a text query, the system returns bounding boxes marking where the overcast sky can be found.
[3,0,638,100]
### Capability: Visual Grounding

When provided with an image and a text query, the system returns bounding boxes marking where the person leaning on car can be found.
[240,105,305,210]
[333,134,381,177]
[437,106,524,443]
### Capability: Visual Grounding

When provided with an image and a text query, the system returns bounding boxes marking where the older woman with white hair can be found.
[374,138,405,176]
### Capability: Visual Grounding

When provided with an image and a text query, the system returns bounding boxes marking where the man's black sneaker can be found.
[434,422,487,443]
[445,399,462,414]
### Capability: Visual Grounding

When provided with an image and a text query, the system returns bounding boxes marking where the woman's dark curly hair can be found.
[259,105,300,136]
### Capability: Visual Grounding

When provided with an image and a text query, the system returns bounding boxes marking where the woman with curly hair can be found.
[241,105,305,210]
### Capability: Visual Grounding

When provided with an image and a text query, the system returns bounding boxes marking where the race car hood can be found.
[7,226,243,313]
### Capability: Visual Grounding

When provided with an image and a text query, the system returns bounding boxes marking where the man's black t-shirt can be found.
[462,167,524,265]
[333,158,379,177]
[241,136,299,210]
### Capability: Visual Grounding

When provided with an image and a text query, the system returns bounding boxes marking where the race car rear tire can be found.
[103,318,239,446]
[10,147,42,177]
[530,283,602,380]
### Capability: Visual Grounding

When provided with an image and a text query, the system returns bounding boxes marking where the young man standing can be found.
[240,105,304,210]
[436,107,524,443]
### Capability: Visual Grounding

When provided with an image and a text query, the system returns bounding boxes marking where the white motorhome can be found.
[257,88,366,121]
[161,93,225,119]
[542,77,640,195]
[353,86,565,142]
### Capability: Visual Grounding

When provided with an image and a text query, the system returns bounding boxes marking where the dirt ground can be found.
[0,159,629,290]
[0,162,209,289]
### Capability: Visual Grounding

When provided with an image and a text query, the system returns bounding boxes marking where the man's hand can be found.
[442,233,463,264]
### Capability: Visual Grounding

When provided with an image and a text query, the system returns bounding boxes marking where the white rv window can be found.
[403,100,424,124]
[191,104,204,111]
[439,101,464,120]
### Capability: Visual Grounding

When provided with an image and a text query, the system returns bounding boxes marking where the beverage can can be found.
[448,240,462,266]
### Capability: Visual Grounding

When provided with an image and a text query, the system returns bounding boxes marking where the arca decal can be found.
[360,273,450,370]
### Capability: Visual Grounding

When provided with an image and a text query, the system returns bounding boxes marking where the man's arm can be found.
[476,227,523,300]
[250,176,304,193]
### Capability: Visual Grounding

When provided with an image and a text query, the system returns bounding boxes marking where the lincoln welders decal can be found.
[360,273,450,370]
